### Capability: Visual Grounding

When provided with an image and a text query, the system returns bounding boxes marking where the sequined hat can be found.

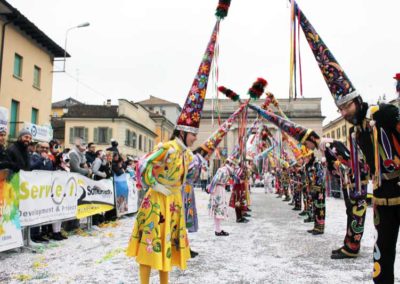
[295,1,360,107]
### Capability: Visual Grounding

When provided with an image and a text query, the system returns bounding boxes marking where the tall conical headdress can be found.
[294,1,360,107]
[176,1,232,133]
[248,104,320,146]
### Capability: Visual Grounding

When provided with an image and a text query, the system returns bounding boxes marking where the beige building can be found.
[322,115,351,148]
[63,99,157,157]
[138,95,180,144]
[196,98,324,171]
[0,0,67,139]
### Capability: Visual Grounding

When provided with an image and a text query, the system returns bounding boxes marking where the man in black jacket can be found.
[6,129,32,171]
[295,3,400,281]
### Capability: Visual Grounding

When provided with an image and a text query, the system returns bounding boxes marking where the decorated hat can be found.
[393,73,400,80]
[294,1,360,107]
[199,102,248,154]
[248,104,320,146]
[176,1,232,134]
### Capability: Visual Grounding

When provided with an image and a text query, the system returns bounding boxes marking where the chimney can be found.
[106,99,111,106]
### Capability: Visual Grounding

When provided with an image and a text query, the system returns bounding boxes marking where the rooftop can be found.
[138,95,181,109]
[52,97,84,108]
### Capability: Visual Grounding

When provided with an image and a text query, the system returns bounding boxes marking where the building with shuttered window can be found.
[62,99,157,156]
[0,0,68,140]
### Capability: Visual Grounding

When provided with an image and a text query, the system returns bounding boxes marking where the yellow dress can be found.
[127,139,192,271]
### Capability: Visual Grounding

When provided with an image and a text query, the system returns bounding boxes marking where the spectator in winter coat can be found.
[30,142,54,171]
[92,150,108,180]
[111,152,124,176]
[85,142,96,166]
[7,129,32,171]
[69,137,92,177]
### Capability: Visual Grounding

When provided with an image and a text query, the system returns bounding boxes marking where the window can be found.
[93,127,111,144]
[52,112,58,118]
[327,133,330,138]
[10,100,19,138]
[132,132,137,148]
[149,140,153,151]
[336,128,341,139]
[148,107,154,111]
[13,53,23,78]
[98,127,108,144]
[144,137,147,152]
[342,125,347,137]
[125,130,131,146]
[31,108,38,124]
[33,66,41,88]
[139,135,142,150]
[331,130,335,139]
[69,127,88,144]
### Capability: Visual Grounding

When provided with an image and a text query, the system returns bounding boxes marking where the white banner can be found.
[0,107,8,129]
[0,171,23,252]
[18,171,115,226]
[19,171,78,226]
[76,177,114,219]
[23,123,53,142]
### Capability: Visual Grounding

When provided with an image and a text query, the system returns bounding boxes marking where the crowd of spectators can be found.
[0,127,139,244]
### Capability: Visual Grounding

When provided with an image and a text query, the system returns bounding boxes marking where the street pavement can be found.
[1,187,399,283]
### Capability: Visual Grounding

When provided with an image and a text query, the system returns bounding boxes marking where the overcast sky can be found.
[8,0,400,124]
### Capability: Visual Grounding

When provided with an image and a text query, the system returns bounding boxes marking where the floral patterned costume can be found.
[127,139,192,271]
[208,164,233,220]
[181,153,204,233]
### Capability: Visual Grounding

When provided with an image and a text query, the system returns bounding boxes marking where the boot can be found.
[190,249,199,258]
[215,230,229,236]
[330,249,357,259]
[312,229,324,235]
[331,248,342,255]
[303,216,313,223]
[298,211,307,216]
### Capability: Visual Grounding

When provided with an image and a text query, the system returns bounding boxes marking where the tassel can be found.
[215,0,231,20]
[248,78,268,100]
[218,86,240,101]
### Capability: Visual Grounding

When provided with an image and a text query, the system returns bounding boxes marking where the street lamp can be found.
[62,22,90,72]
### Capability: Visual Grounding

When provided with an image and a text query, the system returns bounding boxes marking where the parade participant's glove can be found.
[318,137,334,152]
[152,183,172,196]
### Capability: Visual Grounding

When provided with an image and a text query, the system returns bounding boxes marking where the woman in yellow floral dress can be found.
[127,2,233,282]
[127,131,196,283]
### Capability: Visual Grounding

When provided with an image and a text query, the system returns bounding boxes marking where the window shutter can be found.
[93,128,98,144]
[107,128,113,144]
[84,128,89,143]
[69,128,74,144]
[125,129,129,146]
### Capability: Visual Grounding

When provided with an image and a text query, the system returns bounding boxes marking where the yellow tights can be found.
[139,265,169,284]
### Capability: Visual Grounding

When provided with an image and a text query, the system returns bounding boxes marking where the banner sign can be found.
[76,177,114,219]
[0,170,23,252]
[23,123,53,142]
[114,173,138,217]
[18,171,114,226]
[0,107,8,129]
